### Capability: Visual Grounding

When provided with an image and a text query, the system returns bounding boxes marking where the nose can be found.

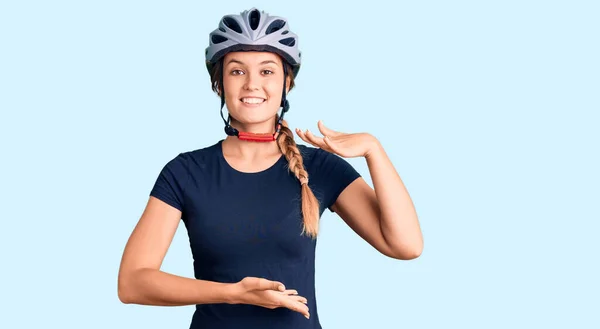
[243,71,260,91]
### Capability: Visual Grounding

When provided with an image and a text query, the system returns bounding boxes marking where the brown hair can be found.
[210,56,320,239]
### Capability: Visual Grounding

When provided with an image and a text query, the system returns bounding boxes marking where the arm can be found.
[331,138,423,260]
[119,268,235,306]
[118,197,311,318]
[117,196,236,306]
[297,123,424,259]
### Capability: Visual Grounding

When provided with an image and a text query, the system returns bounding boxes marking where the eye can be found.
[262,69,274,75]
[230,69,244,75]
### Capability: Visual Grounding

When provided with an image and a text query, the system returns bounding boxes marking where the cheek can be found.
[266,81,284,99]
[222,77,238,95]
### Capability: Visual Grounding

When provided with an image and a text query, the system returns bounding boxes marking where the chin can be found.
[231,110,278,123]
[230,113,276,126]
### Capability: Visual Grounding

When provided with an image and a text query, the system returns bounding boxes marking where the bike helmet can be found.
[205,8,302,142]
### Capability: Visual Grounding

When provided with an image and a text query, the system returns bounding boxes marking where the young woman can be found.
[118,7,423,329]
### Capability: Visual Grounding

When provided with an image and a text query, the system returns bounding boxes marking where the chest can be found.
[181,169,320,268]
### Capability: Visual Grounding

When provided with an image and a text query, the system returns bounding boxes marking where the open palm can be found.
[295,120,378,158]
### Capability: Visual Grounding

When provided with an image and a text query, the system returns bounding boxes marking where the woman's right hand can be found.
[230,277,310,319]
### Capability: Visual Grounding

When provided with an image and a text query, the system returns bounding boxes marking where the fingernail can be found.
[279,285,285,291]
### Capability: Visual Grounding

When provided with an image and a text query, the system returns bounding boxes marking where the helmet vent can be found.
[279,37,296,47]
[282,30,289,35]
[222,16,242,33]
[249,9,261,30]
[266,19,286,35]
[211,35,228,44]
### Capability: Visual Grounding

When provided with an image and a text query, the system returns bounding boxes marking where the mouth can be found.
[239,97,266,106]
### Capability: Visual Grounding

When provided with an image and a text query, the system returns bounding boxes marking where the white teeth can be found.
[242,97,265,104]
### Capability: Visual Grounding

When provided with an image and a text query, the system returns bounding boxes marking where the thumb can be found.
[318,120,342,137]
[246,277,285,292]
[268,280,286,292]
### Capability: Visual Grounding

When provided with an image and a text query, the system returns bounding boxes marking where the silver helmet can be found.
[205,7,301,77]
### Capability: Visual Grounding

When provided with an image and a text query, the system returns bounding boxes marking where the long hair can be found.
[210,56,320,239]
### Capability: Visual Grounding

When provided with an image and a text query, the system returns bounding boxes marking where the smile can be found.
[240,97,266,105]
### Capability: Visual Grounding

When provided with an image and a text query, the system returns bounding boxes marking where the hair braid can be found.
[277,119,320,239]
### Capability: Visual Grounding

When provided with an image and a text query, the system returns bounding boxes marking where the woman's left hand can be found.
[295,121,380,158]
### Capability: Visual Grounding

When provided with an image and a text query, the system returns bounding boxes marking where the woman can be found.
[118,7,423,329]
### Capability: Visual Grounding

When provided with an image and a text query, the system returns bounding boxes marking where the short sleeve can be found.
[312,149,362,212]
[149,153,189,212]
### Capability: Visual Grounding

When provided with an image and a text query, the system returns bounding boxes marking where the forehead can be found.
[223,51,282,66]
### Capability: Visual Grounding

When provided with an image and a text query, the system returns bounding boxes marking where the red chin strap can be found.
[238,131,276,142]
[238,124,282,142]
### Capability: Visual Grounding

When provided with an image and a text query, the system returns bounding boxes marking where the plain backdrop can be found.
[1,1,598,328]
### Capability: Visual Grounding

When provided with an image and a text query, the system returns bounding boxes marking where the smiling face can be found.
[221,51,291,132]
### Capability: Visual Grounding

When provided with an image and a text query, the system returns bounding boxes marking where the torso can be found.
[149,139,361,329]
[186,140,322,328]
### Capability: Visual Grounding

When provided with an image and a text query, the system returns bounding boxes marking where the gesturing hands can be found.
[231,277,310,319]
[295,120,379,159]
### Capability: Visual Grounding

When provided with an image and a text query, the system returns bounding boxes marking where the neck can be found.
[222,136,281,160]
[222,115,288,158]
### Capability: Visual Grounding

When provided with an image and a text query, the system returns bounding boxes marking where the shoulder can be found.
[157,140,222,178]
[184,141,220,163]
[150,141,222,210]
[297,144,352,172]
[171,140,222,166]
[296,144,361,190]
[297,144,332,167]
[295,144,361,211]
[297,144,317,162]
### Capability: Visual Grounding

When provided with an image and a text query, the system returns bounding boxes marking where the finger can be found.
[282,299,310,318]
[305,130,328,149]
[256,278,285,292]
[322,136,345,157]
[297,129,321,148]
[290,295,308,304]
[283,289,298,295]
[317,120,342,137]
[294,128,309,143]
[295,128,316,147]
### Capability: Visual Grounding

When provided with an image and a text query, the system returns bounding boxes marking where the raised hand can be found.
[295,120,379,158]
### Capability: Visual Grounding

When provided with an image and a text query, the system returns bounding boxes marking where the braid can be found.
[276,119,320,239]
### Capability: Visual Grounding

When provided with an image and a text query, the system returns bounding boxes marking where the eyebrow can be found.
[226,59,279,66]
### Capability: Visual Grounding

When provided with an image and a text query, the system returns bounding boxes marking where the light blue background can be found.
[1,0,598,328]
